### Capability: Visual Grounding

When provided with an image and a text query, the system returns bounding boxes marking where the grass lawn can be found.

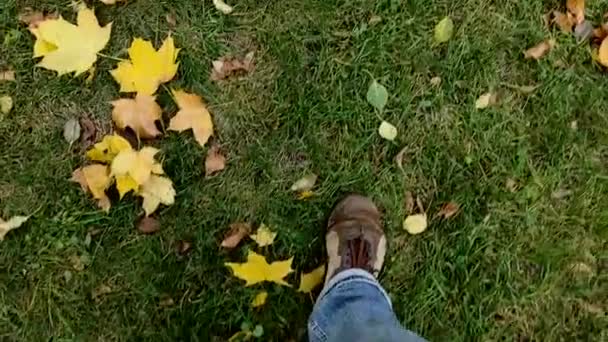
[1,0,607,340]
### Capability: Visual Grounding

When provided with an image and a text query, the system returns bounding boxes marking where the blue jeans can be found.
[308,269,426,342]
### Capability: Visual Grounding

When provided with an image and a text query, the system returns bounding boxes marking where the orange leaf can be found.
[524,39,555,60]
[598,37,608,67]
[566,0,585,25]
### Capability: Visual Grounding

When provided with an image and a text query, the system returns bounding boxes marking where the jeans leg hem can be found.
[316,268,392,308]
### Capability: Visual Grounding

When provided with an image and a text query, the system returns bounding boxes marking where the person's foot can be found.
[325,194,387,284]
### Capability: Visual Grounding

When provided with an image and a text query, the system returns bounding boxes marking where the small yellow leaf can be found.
[0,96,13,114]
[137,175,176,216]
[225,251,294,286]
[297,265,326,293]
[598,37,608,67]
[86,134,132,163]
[251,291,268,307]
[403,214,428,235]
[213,0,234,14]
[297,190,315,200]
[378,120,397,141]
[32,6,111,75]
[475,92,498,109]
[110,36,180,95]
[111,94,162,139]
[169,90,214,147]
[434,16,454,43]
[250,224,277,247]
[0,216,29,241]
[71,165,112,212]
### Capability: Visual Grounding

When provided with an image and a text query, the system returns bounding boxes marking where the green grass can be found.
[1,0,607,340]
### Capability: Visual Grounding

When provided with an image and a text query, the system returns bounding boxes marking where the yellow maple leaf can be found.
[251,291,268,308]
[71,164,112,212]
[169,90,213,147]
[297,265,326,293]
[110,36,180,95]
[0,216,29,241]
[110,147,164,198]
[111,94,162,139]
[31,7,111,76]
[225,251,294,286]
[86,134,132,163]
[250,224,277,247]
[137,175,176,216]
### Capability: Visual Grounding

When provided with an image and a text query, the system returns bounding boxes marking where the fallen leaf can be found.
[86,134,132,163]
[290,174,317,192]
[251,291,268,307]
[369,15,382,25]
[297,265,326,293]
[395,146,408,172]
[213,0,234,14]
[434,16,454,43]
[430,76,442,86]
[403,214,428,235]
[110,36,180,95]
[205,145,226,176]
[0,215,29,240]
[166,13,177,27]
[506,84,540,94]
[574,21,593,42]
[598,37,608,67]
[137,175,176,216]
[551,188,572,199]
[211,52,255,81]
[436,202,460,219]
[250,224,277,247]
[175,240,193,256]
[111,147,164,197]
[18,8,58,29]
[31,6,111,75]
[552,11,574,33]
[169,90,214,147]
[69,254,86,271]
[92,284,112,300]
[159,295,174,307]
[63,118,81,144]
[297,190,315,200]
[569,261,594,276]
[404,191,415,214]
[475,92,498,109]
[225,250,294,286]
[71,165,112,212]
[111,94,162,139]
[366,80,388,111]
[99,0,126,4]
[524,39,555,60]
[79,116,98,148]
[378,121,398,141]
[0,96,13,114]
[566,0,585,25]
[137,216,160,234]
[505,178,519,193]
[0,70,15,81]
[221,222,251,249]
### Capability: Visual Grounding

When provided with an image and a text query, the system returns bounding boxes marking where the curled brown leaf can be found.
[137,216,160,234]
[435,201,460,219]
[524,39,555,60]
[211,52,255,81]
[221,222,251,249]
[205,144,226,176]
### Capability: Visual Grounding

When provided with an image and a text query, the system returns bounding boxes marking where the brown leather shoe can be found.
[325,194,387,284]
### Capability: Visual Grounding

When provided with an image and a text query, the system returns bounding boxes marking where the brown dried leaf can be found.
[221,222,251,249]
[205,145,226,176]
[211,52,255,81]
[435,201,460,219]
[79,116,99,149]
[166,13,177,27]
[505,178,519,193]
[395,146,408,173]
[524,39,555,60]
[0,70,15,81]
[175,240,193,256]
[552,11,574,33]
[404,191,415,214]
[18,8,58,29]
[137,216,160,234]
[92,284,112,300]
[566,0,585,25]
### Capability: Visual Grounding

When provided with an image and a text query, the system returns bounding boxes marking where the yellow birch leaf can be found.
[297,265,326,293]
[403,214,428,235]
[213,0,234,14]
[250,224,277,247]
[137,175,176,216]
[32,7,111,76]
[378,120,398,141]
[86,134,132,163]
[111,94,162,139]
[0,216,29,241]
[225,251,294,286]
[251,291,268,308]
[0,96,13,114]
[110,36,180,95]
[169,90,213,147]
